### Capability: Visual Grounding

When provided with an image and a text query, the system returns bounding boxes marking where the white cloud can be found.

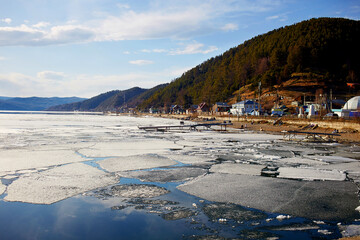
[117,3,130,9]
[170,42,218,55]
[0,56,5,61]
[266,15,279,20]
[1,18,12,24]
[0,0,282,46]
[221,23,239,31]
[37,71,66,81]
[32,22,51,28]
[141,48,167,53]
[129,60,154,65]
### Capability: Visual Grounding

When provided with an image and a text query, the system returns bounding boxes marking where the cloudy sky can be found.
[0,0,359,97]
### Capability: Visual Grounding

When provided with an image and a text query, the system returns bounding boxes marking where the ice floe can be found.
[110,184,169,198]
[210,163,264,176]
[307,155,358,163]
[178,173,360,220]
[78,141,179,158]
[5,163,118,204]
[99,154,177,172]
[118,167,208,183]
[0,148,85,174]
[277,167,346,181]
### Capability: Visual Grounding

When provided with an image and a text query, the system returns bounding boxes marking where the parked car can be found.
[323,113,339,119]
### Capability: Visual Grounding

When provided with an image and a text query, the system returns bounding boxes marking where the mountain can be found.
[0,97,86,111]
[139,18,360,110]
[47,85,168,111]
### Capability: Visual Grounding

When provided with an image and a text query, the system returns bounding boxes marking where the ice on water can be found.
[1,113,360,223]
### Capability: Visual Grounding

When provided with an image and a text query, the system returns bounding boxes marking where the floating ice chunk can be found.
[278,157,328,167]
[210,163,264,176]
[356,206,360,212]
[5,163,118,204]
[110,184,169,198]
[278,167,346,181]
[117,167,207,183]
[178,173,360,220]
[318,229,332,235]
[164,154,213,165]
[0,182,5,195]
[341,224,360,237]
[99,154,177,172]
[78,140,179,158]
[0,148,84,173]
[309,155,358,163]
[276,215,291,220]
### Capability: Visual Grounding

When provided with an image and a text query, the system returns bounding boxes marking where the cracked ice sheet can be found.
[0,147,85,175]
[210,163,264,176]
[99,154,177,172]
[5,163,118,204]
[278,167,346,181]
[78,140,180,158]
[178,173,360,221]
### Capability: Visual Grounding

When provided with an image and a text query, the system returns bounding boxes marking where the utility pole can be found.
[330,89,333,111]
[258,81,261,115]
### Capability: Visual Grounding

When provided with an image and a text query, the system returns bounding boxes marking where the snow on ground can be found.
[5,163,118,204]
[278,167,346,181]
[210,163,264,176]
[99,154,177,172]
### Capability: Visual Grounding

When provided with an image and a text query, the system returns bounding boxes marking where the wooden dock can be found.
[282,130,340,142]
[138,121,233,132]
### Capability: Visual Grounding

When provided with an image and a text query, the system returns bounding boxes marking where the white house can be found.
[231,100,259,115]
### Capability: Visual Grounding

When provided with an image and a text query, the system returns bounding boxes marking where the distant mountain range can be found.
[0,96,87,111]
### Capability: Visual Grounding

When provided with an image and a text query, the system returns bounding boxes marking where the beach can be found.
[1,112,360,239]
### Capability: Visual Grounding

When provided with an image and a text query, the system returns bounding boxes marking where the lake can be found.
[0,112,359,239]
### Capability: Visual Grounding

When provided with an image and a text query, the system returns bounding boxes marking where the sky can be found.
[0,0,359,98]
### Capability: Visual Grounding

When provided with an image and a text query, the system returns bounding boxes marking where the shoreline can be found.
[139,113,360,144]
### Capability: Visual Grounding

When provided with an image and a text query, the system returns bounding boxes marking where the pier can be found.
[138,121,233,132]
[282,130,340,142]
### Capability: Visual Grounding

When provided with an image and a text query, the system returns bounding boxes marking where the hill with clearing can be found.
[139,18,360,111]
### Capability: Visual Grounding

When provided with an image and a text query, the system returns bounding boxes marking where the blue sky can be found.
[0,0,359,97]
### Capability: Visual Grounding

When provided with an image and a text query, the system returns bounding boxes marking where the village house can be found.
[197,102,210,114]
[231,100,259,115]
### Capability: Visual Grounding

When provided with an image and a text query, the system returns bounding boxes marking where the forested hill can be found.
[48,84,168,111]
[139,18,360,109]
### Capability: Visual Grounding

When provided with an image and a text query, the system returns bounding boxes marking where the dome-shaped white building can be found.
[341,96,360,117]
